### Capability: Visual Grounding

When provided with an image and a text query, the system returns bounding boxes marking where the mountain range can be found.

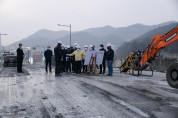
[7,21,177,51]
[116,22,178,58]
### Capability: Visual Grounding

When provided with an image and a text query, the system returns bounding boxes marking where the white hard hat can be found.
[89,45,93,48]
[61,44,64,47]
[67,45,70,48]
[84,45,88,48]
[58,41,62,44]
[74,43,78,46]
[107,43,112,47]
[76,45,80,49]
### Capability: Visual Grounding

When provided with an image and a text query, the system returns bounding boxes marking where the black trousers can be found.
[100,61,106,73]
[65,61,71,72]
[45,59,51,72]
[61,61,66,72]
[17,59,23,72]
[72,61,76,73]
[82,60,87,73]
[76,61,81,74]
[55,58,62,75]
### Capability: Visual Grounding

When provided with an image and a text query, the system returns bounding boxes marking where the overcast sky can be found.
[0,0,178,46]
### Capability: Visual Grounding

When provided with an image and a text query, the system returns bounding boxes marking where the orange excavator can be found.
[120,25,178,88]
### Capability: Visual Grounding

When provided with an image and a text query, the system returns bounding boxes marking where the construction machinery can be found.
[120,25,178,88]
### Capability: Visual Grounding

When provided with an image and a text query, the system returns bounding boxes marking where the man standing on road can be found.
[99,44,107,74]
[82,45,88,73]
[65,46,71,73]
[61,44,66,73]
[54,41,63,76]
[70,46,75,73]
[71,43,78,73]
[106,43,114,76]
[16,43,24,73]
[44,45,53,73]
[67,45,83,74]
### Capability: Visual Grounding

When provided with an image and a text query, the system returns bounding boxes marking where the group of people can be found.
[16,41,114,77]
[44,41,114,77]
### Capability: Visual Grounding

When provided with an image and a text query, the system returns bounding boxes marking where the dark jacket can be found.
[54,45,63,59]
[106,48,114,61]
[66,49,71,61]
[62,49,67,62]
[100,48,107,61]
[44,49,53,60]
[17,48,24,60]
[71,48,75,61]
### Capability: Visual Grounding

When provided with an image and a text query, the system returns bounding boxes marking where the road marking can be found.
[89,116,121,118]
[110,96,149,118]
[129,102,165,107]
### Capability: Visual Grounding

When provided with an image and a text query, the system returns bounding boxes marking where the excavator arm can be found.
[140,26,178,66]
[120,25,178,88]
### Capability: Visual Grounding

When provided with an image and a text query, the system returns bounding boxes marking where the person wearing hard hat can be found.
[70,46,75,73]
[44,45,53,73]
[61,44,65,50]
[88,45,95,72]
[82,45,88,73]
[89,45,94,51]
[106,43,114,76]
[65,46,72,73]
[99,44,107,74]
[61,44,67,73]
[71,42,78,73]
[54,41,63,76]
[74,43,78,51]
[67,45,83,74]
[16,43,24,73]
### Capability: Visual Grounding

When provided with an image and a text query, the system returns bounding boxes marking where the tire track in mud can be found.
[31,69,178,118]
[1,67,178,118]
[27,69,73,118]
[40,75,112,118]
[32,70,139,118]
[79,81,149,118]
[72,74,178,118]
[53,76,142,118]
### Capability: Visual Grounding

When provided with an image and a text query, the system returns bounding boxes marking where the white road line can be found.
[110,96,149,118]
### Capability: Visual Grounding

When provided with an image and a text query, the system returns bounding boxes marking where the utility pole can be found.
[57,24,72,47]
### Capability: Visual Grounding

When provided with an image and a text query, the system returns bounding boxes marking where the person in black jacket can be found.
[61,44,66,73]
[70,46,75,73]
[65,46,71,73]
[71,43,78,73]
[63,46,67,72]
[44,46,53,73]
[99,44,107,74]
[54,41,63,76]
[106,43,114,76]
[16,43,24,73]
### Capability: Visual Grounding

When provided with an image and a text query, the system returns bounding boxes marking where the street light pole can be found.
[57,24,72,47]
[70,24,71,47]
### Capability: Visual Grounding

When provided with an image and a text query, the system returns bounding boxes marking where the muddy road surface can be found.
[0,67,178,118]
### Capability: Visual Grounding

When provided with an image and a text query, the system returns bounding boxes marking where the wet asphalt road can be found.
[0,67,178,118]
